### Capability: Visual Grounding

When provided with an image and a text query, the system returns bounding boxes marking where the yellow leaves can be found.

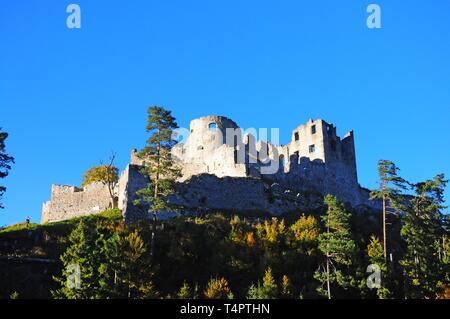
[290,215,319,242]
[256,218,285,244]
[278,219,286,234]
[263,267,276,290]
[367,235,384,259]
[125,230,146,261]
[264,220,276,243]
[204,277,231,299]
[281,275,292,297]
[81,165,119,187]
[178,281,192,299]
[412,278,421,286]
[232,215,321,249]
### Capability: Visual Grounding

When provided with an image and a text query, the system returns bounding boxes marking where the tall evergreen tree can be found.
[100,228,156,298]
[52,220,102,299]
[0,128,14,209]
[314,195,357,299]
[400,174,449,298]
[177,281,195,299]
[134,106,181,261]
[370,159,407,263]
[367,235,392,298]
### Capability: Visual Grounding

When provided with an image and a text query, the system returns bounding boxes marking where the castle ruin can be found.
[41,116,377,224]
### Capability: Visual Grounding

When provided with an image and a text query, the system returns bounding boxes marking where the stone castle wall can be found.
[41,115,379,224]
[41,182,114,223]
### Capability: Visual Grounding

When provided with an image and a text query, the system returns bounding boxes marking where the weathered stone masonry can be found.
[41,183,114,223]
[41,115,379,224]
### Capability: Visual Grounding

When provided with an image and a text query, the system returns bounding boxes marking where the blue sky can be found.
[1,0,449,226]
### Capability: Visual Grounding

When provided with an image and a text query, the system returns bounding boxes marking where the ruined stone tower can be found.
[171,116,247,178]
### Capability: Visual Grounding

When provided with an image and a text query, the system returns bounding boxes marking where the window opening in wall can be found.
[311,125,316,134]
[209,123,217,131]
[294,132,299,141]
[309,144,315,153]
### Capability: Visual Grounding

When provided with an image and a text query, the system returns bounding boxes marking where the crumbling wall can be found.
[173,116,248,179]
[118,164,150,223]
[120,167,325,222]
[41,183,114,223]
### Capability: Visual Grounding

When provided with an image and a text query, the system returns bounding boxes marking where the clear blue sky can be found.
[1,0,449,226]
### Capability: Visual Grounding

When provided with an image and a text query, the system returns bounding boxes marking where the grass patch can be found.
[0,209,123,235]
[0,222,41,234]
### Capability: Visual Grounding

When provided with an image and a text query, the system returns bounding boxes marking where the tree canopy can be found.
[0,128,14,209]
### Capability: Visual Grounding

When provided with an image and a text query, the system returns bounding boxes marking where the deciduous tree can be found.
[204,277,232,299]
[81,153,119,208]
[247,267,278,299]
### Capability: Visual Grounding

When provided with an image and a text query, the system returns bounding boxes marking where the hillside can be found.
[0,206,399,299]
[0,209,122,298]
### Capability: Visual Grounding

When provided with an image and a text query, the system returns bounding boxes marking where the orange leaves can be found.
[204,277,232,299]
[246,232,255,247]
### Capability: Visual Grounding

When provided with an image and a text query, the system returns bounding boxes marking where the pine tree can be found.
[314,195,357,299]
[246,267,278,299]
[134,106,181,261]
[367,235,392,298]
[0,128,14,209]
[52,220,102,299]
[370,160,407,264]
[54,220,156,299]
[177,281,193,299]
[100,228,156,298]
[281,275,293,298]
[400,174,449,298]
